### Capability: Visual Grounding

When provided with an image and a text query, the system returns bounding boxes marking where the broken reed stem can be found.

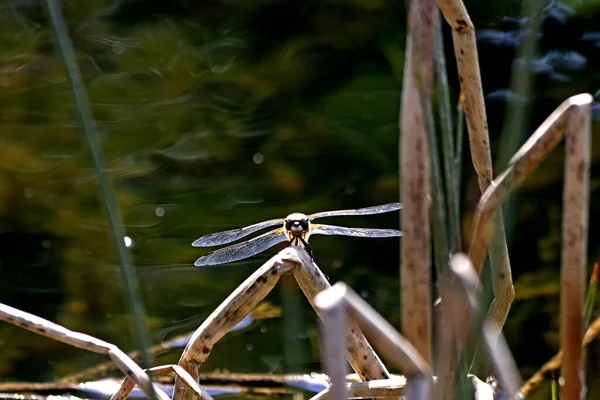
[173,249,297,400]
[438,0,515,336]
[315,283,432,400]
[292,249,401,400]
[560,93,591,400]
[468,94,593,272]
[59,327,210,383]
[400,0,436,366]
[467,94,591,398]
[436,0,491,190]
[520,316,600,396]
[0,303,170,400]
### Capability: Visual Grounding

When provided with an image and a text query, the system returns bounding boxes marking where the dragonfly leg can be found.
[299,237,314,260]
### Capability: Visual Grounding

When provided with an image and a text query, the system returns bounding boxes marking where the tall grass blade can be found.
[434,10,461,255]
[45,0,157,390]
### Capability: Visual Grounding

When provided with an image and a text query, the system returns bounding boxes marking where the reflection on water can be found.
[0,1,600,398]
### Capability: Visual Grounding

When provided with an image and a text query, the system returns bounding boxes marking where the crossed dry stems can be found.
[173,248,401,400]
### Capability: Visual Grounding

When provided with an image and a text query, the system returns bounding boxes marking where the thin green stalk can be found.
[495,0,544,246]
[454,357,473,400]
[551,372,558,400]
[418,68,449,281]
[45,0,156,390]
[434,10,461,254]
[584,262,598,328]
[496,0,544,170]
[454,97,464,202]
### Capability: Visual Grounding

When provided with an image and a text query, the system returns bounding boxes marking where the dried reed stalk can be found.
[468,93,592,272]
[173,249,297,400]
[400,0,436,366]
[345,378,406,398]
[110,376,137,400]
[315,283,432,400]
[560,94,591,400]
[316,288,348,400]
[293,249,400,398]
[434,254,480,400]
[58,328,215,383]
[0,303,169,400]
[435,301,457,400]
[309,378,406,400]
[438,0,515,337]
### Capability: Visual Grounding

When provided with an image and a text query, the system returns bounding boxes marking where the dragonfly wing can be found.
[194,228,289,267]
[309,202,402,220]
[192,218,283,247]
[310,224,402,238]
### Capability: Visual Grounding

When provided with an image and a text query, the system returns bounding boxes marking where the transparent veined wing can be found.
[310,224,402,238]
[194,228,289,267]
[309,203,402,220]
[192,218,284,247]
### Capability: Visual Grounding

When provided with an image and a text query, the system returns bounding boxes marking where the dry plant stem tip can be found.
[438,0,515,338]
[468,94,592,283]
[0,303,169,400]
[315,283,433,400]
[400,0,436,366]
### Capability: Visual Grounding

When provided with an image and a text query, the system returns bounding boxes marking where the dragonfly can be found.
[192,203,402,267]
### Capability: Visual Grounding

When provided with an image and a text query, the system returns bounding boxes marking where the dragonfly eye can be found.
[285,219,308,233]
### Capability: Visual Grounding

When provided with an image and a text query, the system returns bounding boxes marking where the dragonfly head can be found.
[284,213,310,238]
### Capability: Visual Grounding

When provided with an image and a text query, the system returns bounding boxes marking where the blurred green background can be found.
[0,0,600,398]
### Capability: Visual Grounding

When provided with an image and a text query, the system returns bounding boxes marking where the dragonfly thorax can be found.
[284,213,310,238]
